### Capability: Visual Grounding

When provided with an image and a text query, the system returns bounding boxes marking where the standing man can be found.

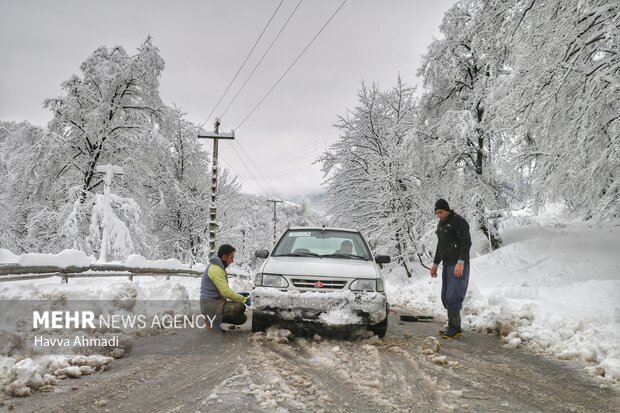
[430,199,472,339]
[200,244,251,331]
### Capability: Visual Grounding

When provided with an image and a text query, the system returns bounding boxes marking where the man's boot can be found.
[441,309,462,339]
[439,309,450,334]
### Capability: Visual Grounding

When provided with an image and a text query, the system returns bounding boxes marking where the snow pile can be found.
[421,336,442,355]
[384,205,620,383]
[0,249,19,265]
[125,254,191,271]
[10,249,96,268]
[249,328,293,344]
[0,249,208,273]
[1,355,112,397]
[0,276,199,302]
[318,307,363,326]
[0,275,220,397]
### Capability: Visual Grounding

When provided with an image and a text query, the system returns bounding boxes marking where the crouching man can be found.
[200,244,250,331]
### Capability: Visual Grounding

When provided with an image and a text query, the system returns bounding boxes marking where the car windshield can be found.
[272,229,372,260]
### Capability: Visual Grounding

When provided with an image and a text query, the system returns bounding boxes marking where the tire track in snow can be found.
[203,339,338,412]
[262,336,444,412]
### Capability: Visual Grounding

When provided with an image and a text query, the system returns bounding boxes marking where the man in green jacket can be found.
[200,244,250,331]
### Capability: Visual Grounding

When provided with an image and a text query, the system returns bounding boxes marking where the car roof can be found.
[287,226,360,233]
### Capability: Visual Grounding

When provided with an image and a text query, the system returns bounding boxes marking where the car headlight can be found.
[256,273,289,288]
[349,278,376,291]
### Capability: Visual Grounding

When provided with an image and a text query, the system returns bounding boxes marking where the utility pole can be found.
[198,118,235,257]
[241,229,246,260]
[267,199,283,246]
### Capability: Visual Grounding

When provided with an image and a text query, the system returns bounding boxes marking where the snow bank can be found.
[17,249,95,268]
[125,254,191,270]
[384,206,620,383]
[0,354,112,397]
[0,250,207,273]
[0,249,19,265]
[0,253,254,397]
[0,275,210,397]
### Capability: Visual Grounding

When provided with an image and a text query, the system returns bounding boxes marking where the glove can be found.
[244,297,252,307]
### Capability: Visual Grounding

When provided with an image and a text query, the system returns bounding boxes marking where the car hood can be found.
[262,256,379,279]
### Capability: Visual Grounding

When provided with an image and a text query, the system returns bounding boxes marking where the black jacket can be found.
[433,211,472,265]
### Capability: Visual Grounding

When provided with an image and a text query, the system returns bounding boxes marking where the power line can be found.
[219,155,265,196]
[265,158,323,179]
[262,150,322,175]
[234,0,348,131]
[227,142,271,197]
[232,132,336,194]
[260,137,330,164]
[196,135,266,196]
[234,139,279,195]
[225,135,332,196]
[199,0,285,128]
[220,0,304,119]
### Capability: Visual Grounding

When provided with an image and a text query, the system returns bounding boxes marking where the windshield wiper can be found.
[274,252,320,257]
[321,253,367,260]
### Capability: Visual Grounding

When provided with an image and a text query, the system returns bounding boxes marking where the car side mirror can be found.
[374,255,390,264]
[255,249,270,259]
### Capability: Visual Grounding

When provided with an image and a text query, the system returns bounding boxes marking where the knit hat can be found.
[434,198,450,212]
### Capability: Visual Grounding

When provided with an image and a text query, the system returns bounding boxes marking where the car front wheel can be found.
[368,305,389,338]
[251,311,271,333]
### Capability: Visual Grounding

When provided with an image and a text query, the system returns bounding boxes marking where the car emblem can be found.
[314,281,325,288]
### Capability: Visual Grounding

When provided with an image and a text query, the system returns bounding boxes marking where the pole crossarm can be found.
[197,131,235,139]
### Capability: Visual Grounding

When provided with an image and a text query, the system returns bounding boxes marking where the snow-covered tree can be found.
[144,106,213,263]
[0,38,327,263]
[0,121,75,253]
[494,0,620,218]
[40,37,165,254]
[417,0,508,249]
[320,79,429,276]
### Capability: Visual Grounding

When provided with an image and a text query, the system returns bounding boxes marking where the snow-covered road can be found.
[4,308,618,413]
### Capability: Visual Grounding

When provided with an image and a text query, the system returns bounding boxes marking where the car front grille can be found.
[291,279,347,290]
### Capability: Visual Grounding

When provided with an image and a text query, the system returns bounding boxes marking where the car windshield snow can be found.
[272,229,372,260]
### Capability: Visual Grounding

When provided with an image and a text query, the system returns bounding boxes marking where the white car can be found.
[250,227,390,337]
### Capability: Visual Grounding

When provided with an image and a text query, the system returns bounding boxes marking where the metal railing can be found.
[0,263,203,283]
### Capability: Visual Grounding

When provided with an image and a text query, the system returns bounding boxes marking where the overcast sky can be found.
[1,0,457,207]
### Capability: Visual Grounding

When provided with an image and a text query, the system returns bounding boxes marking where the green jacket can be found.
[200,256,247,303]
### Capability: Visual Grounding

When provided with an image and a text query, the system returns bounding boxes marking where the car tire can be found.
[251,312,270,333]
[368,305,389,338]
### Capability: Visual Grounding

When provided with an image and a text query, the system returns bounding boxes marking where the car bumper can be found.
[250,287,387,325]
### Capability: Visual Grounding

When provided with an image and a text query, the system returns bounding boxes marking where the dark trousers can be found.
[200,299,247,331]
[221,301,247,325]
[441,263,470,310]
